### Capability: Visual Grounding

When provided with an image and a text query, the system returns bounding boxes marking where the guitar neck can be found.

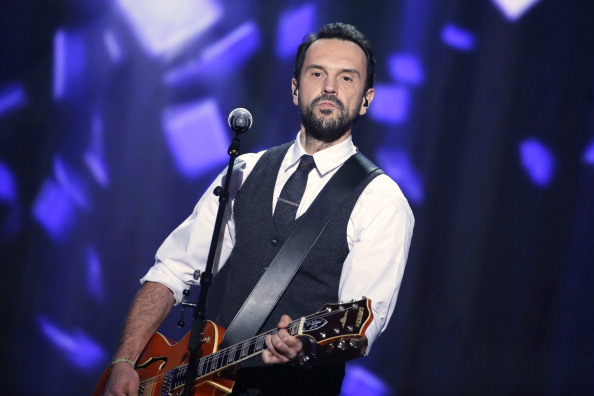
[196,322,299,377]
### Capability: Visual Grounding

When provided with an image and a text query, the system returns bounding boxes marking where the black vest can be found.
[216,142,380,334]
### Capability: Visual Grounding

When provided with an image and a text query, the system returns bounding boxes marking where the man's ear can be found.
[359,89,375,115]
[291,78,299,105]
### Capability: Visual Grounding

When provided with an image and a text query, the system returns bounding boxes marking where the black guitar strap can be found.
[219,152,383,348]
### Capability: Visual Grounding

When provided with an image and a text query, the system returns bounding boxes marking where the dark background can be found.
[1,0,593,394]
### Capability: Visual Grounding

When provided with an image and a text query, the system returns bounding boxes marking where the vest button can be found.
[270,239,278,246]
[263,266,268,272]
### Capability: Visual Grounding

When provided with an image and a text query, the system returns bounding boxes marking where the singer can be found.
[102,23,414,396]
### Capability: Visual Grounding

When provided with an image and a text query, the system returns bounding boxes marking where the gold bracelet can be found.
[110,358,135,368]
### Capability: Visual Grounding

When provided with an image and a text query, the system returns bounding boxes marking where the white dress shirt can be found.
[141,132,414,352]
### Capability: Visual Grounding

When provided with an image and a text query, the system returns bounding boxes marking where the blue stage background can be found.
[1,0,593,394]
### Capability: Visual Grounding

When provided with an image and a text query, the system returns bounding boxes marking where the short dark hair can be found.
[293,22,376,92]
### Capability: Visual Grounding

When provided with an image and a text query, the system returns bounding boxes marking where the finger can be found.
[277,314,293,329]
[266,334,291,363]
[264,335,281,360]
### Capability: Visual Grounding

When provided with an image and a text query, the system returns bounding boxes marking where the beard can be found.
[300,94,359,143]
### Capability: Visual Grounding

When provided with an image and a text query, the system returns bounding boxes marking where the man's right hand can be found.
[103,361,140,396]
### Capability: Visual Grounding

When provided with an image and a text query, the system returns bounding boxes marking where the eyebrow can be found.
[306,64,362,77]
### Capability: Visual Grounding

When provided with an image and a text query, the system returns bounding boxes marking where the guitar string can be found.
[138,304,361,390]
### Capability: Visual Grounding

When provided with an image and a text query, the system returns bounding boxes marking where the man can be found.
[104,22,414,395]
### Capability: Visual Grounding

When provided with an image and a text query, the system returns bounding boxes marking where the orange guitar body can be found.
[92,321,236,396]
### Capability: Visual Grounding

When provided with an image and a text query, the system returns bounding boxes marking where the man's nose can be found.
[323,78,338,95]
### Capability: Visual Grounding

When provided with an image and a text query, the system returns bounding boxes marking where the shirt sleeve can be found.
[339,174,415,354]
[140,153,260,304]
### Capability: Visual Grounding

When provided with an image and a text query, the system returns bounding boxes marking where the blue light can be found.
[115,0,222,57]
[33,179,76,241]
[103,29,123,63]
[388,54,424,85]
[519,138,555,187]
[38,316,106,371]
[86,246,105,302]
[441,24,476,51]
[53,29,86,100]
[583,139,594,165]
[489,0,541,21]
[276,3,317,59]
[164,22,261,86]
[368,84,410,124]
[162,98,230,179]
[54,157,90,210]
[376,148,424,204]
[84,111,109,187]
[341,365,390,396]
[0,83,27,117]
[0,162,16,203]
[199,21,261,68]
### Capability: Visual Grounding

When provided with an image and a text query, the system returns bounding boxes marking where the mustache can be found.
[310,94,344,110]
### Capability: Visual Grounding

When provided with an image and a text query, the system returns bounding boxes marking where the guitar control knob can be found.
[337,340,347,350]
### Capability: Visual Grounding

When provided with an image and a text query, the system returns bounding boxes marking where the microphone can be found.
[228,108,253,134]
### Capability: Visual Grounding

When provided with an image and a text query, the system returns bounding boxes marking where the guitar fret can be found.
[255,334,265,351]
[228,345,237,363]
[163,369,174,393]
[198,356,206,377]
[209,353,218,372]
[240,340,250,358]
[172,366,187,390]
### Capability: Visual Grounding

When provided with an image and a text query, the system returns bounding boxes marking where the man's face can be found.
[292,38,374,144]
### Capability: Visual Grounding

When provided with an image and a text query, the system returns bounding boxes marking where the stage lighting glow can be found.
[38,316,106,371]
[33,179,76,241]
[84,111,109,187]
[53,29,86,100]
[389,54,424,85]
[86,246,105,302]
[164,22,261,86]
[54,157,90,210]
[0,83,27,117]
[441,24,475,51]
[162,99,230,179]
[0,162,16,203]
[583,139,594,165]
[376,148,424,204]
[103,29,123,63]
[115,0,222,57]
[276,3,317,59]
[341,365,390,396]
[368,84,410,124]
[200,21,261,66]
[489,0,541,21]
[519,138,555,187]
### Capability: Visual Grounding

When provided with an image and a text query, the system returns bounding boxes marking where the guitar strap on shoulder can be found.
[219,152,383,348]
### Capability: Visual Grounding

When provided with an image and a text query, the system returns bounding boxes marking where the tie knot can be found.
[297,155,316,173]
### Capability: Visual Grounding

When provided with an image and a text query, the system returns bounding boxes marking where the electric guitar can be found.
[92,298,372,396]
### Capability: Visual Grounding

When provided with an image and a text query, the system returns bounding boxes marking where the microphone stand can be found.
[180,132,243,396]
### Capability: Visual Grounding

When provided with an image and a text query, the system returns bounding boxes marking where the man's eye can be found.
[342,76,352,82]
[312,72,322,77]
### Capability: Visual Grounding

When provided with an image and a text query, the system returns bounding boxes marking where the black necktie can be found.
[273,155,316,238]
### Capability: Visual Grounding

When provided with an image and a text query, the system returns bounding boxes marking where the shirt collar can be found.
[284,131,358,176]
